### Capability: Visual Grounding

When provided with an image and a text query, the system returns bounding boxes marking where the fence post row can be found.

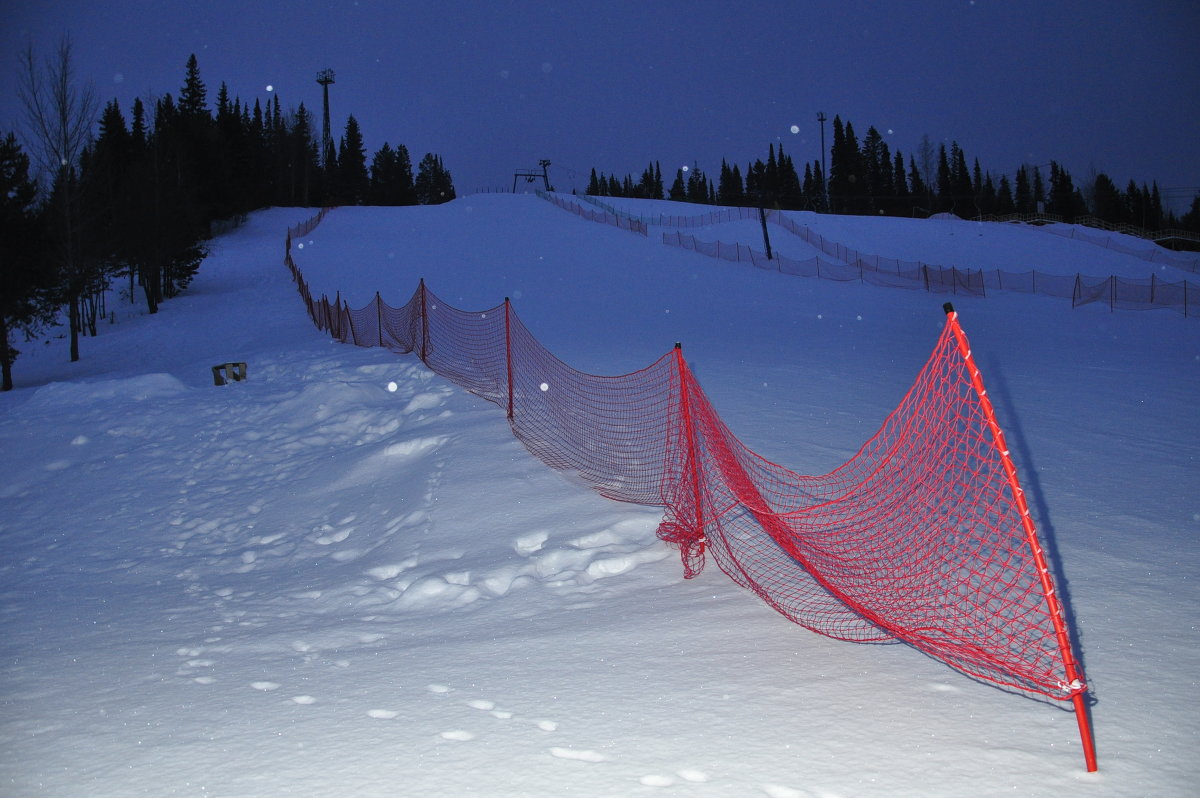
[505,297,514,420]
[418,278,429,364]
[282,207,1100,773]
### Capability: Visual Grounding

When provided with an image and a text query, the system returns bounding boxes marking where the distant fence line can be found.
[539,192,648,235]
[567,194,1194,317]
[666,229,1195,315]
[281,208,1099,761]
[1037,222,1199,273]
[573,193,758,228]
[767,213,1194,316]
[663,230,989,297]
[979,212,1200,265]
[579,194,1200,273]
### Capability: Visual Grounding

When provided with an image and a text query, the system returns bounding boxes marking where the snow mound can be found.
[28,372,189,406]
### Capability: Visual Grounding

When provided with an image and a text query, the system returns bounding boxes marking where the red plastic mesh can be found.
[661,327,1080,699]
[287,220,1084,702]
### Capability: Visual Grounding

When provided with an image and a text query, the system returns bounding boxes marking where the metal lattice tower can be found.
[316,69,335,168]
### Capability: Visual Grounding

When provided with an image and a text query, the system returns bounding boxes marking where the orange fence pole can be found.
[942,302,1097,772]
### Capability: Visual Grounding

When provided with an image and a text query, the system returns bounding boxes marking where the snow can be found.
[2,194,1197,797]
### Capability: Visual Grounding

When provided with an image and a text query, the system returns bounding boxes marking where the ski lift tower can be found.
[513,159,553,192]
[316,68,335,168]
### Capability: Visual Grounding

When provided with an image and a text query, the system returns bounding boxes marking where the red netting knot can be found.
[656,520,706,579]
[1058,679,1087,696]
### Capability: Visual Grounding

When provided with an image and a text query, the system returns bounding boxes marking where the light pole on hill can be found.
[817,111,828,208]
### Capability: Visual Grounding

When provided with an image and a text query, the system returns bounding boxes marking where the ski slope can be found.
[1,194,1197,797]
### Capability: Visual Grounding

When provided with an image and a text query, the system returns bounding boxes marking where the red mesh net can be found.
[286,217,1086,705]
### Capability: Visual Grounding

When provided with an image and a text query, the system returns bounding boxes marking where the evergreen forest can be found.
[587,116,1200,237]
[4,46,1198,392]
[2,48,455,390]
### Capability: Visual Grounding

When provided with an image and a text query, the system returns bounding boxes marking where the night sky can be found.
[3,0,1198,213]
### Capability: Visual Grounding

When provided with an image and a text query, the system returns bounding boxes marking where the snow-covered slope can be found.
[1,195,1196,797]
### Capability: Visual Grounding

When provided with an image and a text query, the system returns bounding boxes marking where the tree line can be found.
[587,114,1199,234]
[1,43,456,391]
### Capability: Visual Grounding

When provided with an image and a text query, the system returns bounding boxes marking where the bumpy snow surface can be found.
[1,195,1196,797]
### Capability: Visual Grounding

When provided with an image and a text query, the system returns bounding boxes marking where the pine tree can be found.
[718,158,745,206]
[950,143,971,216]
[170,55,219,223]
[829,117,866,213]
[286,103,319,206]
[367,142,415,205]
[1148,182,1164,230]
[179,54,207,118]
[415,153,454,204]
[980,173,997,216]
[83,100,136,304]
[908,156,928,213]
[1090,172,1123,223]
[996,174,1015,214]
[936,144,952,213]
[336,115,369,204]
[745,158,764,202]
[1180,194,1200,234]
[827,116,847,212]
[668,168,686,201]
[685,164,709,204]
[893,151,908,206]
[764,144,780,204]
[917,133,936,196]
[120,92,206,313]
[803,161,827,211]
[777,144,802,209]
[637,162,659,198]
[0,132,55,390]
[1047,161,1077,221]
[1032,166,1045,213]
[860,126,886,213]
[1014,166,1031,214]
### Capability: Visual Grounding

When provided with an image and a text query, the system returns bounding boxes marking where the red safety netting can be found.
[284,209,1095,767]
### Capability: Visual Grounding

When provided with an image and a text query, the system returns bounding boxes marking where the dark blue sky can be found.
[4,0,1198,213]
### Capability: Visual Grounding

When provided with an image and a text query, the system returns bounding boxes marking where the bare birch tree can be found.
[17,35,99,362]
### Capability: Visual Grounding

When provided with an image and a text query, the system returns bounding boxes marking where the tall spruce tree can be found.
[336,115,369,205]
[0,132,55,390]
[369,142,415,205]
[414,153,455,204]
[908,156,928,213]
[860,126,886,213]
[776,143,801,209]
[718,158,744,206]
[1090,172,1123,223]
[996,175,1015,214]
[1014,166,1032,214]
[668,168,687,201]
[1032,166,1045,213]
[828,116,862,213]
[1180,194,1200,234]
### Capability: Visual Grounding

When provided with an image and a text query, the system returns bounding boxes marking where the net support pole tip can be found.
[943,301,955,315]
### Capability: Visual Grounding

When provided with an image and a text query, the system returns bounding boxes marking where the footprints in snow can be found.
[356,514,669,615]
[417,683,714,787]
[176,635,718,791]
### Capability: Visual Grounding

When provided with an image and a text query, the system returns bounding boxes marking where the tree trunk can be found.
[68,295,80,362]
[141,264,159,314]
[1,310,13,391]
